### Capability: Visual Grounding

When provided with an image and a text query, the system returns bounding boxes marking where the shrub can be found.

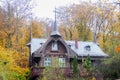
[99,53,120,79]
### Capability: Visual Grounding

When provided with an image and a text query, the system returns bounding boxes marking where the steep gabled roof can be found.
[32,36,77,58]
[28,38,108,58]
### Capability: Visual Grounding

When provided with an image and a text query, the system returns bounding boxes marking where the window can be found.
[44,57,51,67]
[68,44,71,48]
[59,58,66,67]
[40,43,43,46]
[85,45,91,51]
[51,41,58,51]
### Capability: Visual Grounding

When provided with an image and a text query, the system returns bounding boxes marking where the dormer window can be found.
[40,43,43,46]
[85,45,91,51]
[68,44,71,48]
[51,41,58,51]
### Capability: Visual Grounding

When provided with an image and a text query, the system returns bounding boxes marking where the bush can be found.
[99,53,120,79]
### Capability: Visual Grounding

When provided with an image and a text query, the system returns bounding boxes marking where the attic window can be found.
[85,45,91,51]
[51,41,58,51]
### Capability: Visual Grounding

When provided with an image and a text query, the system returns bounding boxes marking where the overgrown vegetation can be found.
[99,53,120,79]
[0,0,120,80]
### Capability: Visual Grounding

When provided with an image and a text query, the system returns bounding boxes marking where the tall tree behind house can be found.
[0,0,33,49]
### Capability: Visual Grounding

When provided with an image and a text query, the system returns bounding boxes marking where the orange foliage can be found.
[115,46,120,53]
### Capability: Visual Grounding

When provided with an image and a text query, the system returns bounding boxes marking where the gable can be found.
[45,40,67,54]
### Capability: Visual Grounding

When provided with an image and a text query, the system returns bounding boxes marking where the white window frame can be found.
[85,46,91,52]
[51,41,58,51]
[59,58,66,67]
[44,57,51,67]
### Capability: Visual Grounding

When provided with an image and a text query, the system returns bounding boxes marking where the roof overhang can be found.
[77,55,109,60]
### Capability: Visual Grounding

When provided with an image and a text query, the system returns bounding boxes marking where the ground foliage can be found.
[99,53,120,79]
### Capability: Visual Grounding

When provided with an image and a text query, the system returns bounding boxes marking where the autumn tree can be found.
[40,18,54,38]
[57,3,93,41]
[0,4,15,48]
[0,46,29,80]
[0,0,33,48]
[57,1,120,54]
[57,7,79,40]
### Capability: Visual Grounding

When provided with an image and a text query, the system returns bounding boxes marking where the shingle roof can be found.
[66,41,108,57]
[27,38,108,57]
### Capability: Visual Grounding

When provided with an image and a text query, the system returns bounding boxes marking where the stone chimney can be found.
[75,39,78,49]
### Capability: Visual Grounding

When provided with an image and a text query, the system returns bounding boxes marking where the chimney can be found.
[75,39,78,49]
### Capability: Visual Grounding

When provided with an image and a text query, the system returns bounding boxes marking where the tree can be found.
[72,56,79,77]
[31,20,45,38]
[0,46,29,80]
[57,1,119,54]
[40,18,54,38]
[83,55,92,71]
[57,6,79,40]
[57,3,93,41]
[0,5,15,48]
[0,0,33,48]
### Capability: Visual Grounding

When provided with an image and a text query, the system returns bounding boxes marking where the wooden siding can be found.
[39,56,71,67]
[45,41,67,54]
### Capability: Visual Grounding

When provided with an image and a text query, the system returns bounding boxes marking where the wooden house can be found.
[27,9,108,80]
[27,30,108,79]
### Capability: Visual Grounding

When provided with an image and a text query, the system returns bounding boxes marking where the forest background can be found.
[0,0,120,80]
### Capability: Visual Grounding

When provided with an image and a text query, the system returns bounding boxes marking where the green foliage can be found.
[99,53,120,79]
[72,56,79,76]
[82,54,92,71]
[76,24,92,41]
[42,66,65,80]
